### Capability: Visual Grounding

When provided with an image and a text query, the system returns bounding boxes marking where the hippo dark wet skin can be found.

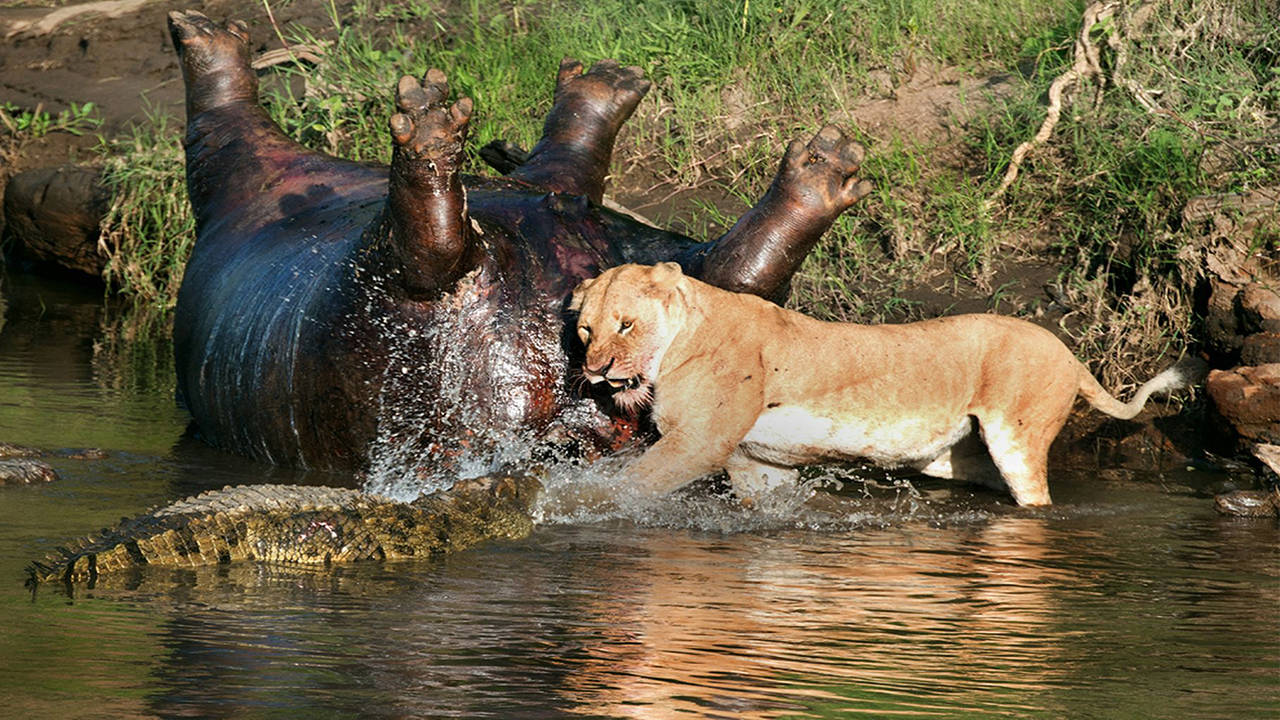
[167,11,871,473]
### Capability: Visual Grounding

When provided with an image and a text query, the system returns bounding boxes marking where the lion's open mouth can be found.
[612,378,653,413]
[605,376,644,391]
[584,371,651,411]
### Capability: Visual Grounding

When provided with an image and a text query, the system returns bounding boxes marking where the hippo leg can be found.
[365,71,479,300]
[167,11,257,117]
[508,59,652,204]
[169,11,384,230]
[699,125,872,301]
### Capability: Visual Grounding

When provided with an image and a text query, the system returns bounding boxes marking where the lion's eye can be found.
[619,320,633,334]
[578,326,591,343]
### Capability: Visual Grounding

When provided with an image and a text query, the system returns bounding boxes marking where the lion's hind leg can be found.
[976,417,1054,506]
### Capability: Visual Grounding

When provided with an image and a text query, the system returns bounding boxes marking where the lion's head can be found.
[569,263,687,413]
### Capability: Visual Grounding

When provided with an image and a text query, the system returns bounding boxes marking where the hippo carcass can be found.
[168,11,871,475]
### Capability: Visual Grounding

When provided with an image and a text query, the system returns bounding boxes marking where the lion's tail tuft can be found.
[1078,356,1208,420]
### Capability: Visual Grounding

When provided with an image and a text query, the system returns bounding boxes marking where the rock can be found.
[1241,332,1280,366]
[1239,283,1280,335]
[1,164,109,278]
[1252,443,1280,477]
[1204,278,1245,359]
[0,441,44,459]
[1,442,109,460]
[0,459,59,485]
[62,447,108,460]
[1214,488,1279,517]
[1207,364,1280,444]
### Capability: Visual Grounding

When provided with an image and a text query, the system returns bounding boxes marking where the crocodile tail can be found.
[1077,356,1208,420]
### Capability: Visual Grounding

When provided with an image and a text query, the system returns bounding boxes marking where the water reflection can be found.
[0,271,187,454]
[553,517,1073,717]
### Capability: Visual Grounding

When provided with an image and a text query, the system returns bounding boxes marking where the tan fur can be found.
[571,263,1194,506]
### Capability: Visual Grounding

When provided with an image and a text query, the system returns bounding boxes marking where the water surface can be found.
[1,273,1276,718]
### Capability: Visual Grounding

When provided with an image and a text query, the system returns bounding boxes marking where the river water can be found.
[1,273,1277,719]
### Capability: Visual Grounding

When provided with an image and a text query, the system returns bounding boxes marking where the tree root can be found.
[985,1,1120,209]
[4,0,157,39]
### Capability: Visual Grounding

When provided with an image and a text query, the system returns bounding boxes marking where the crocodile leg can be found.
[168,11,383,234]
[364,70,479,300]
[508,58,651,204]
[698,125,872,301]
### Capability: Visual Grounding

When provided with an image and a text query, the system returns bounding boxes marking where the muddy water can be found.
[1,273,1277,719]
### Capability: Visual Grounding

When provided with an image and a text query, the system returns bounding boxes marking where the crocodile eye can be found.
[578,326,591,343]
[619,320,633,334]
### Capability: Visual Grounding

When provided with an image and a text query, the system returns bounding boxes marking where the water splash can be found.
[528,459,1036,534]
[363,269,547,500]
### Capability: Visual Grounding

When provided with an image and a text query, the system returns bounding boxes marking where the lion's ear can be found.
[568,277,595,311]
[650,262,684,288]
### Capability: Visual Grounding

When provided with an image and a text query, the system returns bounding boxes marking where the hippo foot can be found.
[168,11,250,70]
[167,11,255,113]
[389,70,473,173]
[552,58,652,132]
[380,69,480,298]
[696,125,871,299]
[775,125,873,220]
[506,59,651,200]
[479,139,530,174]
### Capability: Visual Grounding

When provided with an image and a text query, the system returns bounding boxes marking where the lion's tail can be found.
[1077,356,1208,420]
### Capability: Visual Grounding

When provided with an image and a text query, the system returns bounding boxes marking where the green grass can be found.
[0,101,100,138]
[96,108,194,314]
[965,0,1279,384]
[258,0,1082,163]
[85,0,1278,385]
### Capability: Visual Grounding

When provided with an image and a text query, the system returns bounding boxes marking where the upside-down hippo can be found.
[168,11,872,476]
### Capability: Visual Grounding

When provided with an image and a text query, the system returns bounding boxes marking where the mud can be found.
[0,0,340,240]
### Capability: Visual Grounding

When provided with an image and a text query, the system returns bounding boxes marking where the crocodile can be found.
[26,473,541,587]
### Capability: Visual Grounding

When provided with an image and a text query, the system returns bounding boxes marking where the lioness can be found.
[570,262,1203,506]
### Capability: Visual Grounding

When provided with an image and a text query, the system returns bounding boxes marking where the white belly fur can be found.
[738,406,971,469]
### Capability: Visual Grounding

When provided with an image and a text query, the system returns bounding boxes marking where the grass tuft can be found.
[96,109,194,313]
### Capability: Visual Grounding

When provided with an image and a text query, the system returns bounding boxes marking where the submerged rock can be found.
[1214,487,1280,518]
[0,459,59,484]
[0,441,44,459]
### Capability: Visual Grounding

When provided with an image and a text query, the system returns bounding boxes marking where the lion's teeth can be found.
[607,378,625,388]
